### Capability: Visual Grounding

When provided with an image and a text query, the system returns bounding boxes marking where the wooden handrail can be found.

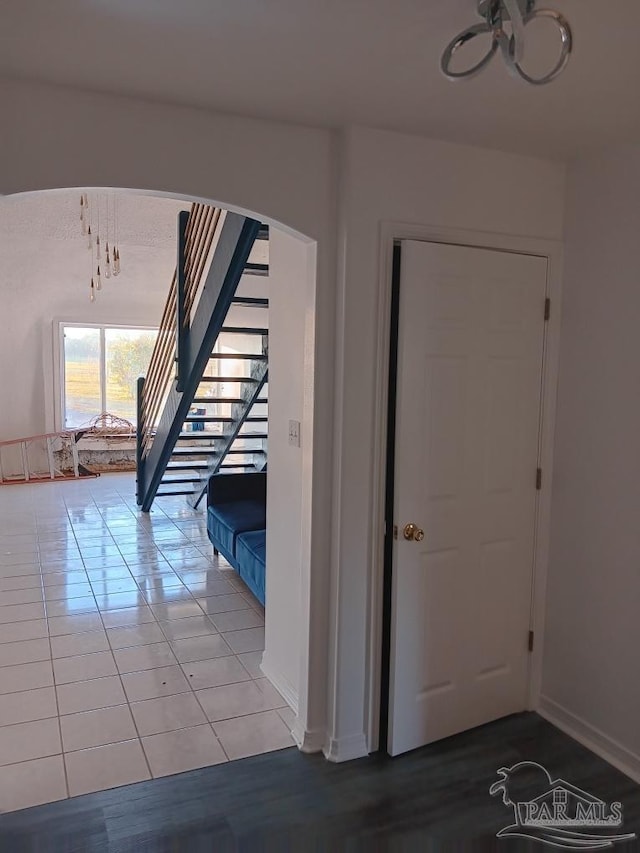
[139,203,223,459]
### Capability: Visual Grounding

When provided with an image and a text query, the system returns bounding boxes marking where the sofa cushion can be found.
[207,500,267,556]
[236,529,266,605]
[208,472,266,506]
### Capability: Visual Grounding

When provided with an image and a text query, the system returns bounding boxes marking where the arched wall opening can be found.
[0,177,333,755]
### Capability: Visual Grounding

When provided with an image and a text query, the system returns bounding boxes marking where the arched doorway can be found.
[0,184,330,807]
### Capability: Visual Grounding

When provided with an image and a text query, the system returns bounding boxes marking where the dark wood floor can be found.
[1,713,638,852]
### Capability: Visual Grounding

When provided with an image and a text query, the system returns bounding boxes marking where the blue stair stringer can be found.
[136,213,262,513]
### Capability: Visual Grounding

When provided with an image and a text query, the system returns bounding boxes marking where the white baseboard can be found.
[260,652,299,714]
[323,732,369,763]
[539,695,640,784]
[260,653,326,753]
[291,721,325,754]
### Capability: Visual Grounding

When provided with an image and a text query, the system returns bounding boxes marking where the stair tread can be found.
[171,447,218,458]
[198,377,260,383]
[244,262,268,276]
[221,327,269,335]
[220,464,255,469]
[231,297,268,307]
[184,417,267,423]
[176,433,224,440]
[192,397,268,404]
[176,432,268,440]
[209,354,267,361]
[165,463,209,470]
[171,445,265,456]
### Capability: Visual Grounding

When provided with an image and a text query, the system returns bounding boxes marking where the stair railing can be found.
[137,203,223,496]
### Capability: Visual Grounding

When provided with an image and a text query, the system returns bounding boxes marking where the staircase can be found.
[136,204,269,513]
[160,319,269,507]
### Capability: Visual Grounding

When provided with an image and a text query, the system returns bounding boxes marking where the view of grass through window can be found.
[63,325,158,427]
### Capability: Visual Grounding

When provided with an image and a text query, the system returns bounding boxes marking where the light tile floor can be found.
[0,473,294,813]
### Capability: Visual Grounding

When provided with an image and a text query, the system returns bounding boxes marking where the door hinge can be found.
[536,468,542,490]
[544,298,551,321]
[528,630,535,652]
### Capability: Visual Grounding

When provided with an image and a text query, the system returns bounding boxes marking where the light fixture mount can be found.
[441,0,572,85]
[477,0,534,23]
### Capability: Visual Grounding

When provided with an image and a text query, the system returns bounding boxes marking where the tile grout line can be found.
[47,486,79,803]
[152,585,233,762]
[148,520,244,765]
[175,642,233,764]
[90,583,155,784]
[105,496,211,781]
[41,549,71,802]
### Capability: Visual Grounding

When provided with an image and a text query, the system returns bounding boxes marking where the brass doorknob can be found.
[403,523,425,542]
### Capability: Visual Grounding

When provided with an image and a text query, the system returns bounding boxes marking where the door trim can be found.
[378,243,402,752]
[366,222,564,753]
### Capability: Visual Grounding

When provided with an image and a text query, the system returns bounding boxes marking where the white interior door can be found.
[388,240,547,757]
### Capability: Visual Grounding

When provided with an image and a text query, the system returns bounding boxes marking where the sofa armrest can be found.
[207,472,267,507]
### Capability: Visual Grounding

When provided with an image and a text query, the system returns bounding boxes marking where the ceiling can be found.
[0,190,187,247]
[0,191,187,298]
[1,0,639,158]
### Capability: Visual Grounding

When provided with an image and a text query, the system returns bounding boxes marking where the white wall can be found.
[262,229,315,711]
[1,79,333,244]
[327,126,566,760]
[541,147,640,779]
[0,222,177,439]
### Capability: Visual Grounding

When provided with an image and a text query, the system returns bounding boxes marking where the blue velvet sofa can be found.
[206,472,266,605]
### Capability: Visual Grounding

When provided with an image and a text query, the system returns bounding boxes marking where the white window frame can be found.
[56,321,158,431]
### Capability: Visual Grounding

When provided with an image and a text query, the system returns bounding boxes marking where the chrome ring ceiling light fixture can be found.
[441,0,572,85]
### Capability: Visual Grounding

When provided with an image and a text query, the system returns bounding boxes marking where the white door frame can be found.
[366,221,564,753]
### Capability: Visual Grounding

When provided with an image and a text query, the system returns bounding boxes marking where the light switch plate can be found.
[288,419,301,447]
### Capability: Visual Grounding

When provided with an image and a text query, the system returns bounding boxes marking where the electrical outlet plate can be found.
[288,420,301,447]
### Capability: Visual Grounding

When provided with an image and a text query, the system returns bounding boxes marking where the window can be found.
[61,324,158,428]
